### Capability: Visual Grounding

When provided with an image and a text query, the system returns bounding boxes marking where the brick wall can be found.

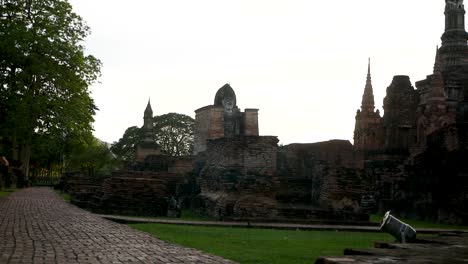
[90,170,186,216]
[193,105,224,154]
[196,136,280,218]
[277,140,368,221]
[135,142,161,162]
[362,125,468,224]
[242,109,259,136]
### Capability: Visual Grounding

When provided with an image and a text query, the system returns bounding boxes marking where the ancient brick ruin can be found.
[135,100,161,162]
[67,101,192,216]
[352,0,468,223]
[193,85,368,222]
[193,84,259,154]
[191,0,468,223]
[67,0,467,224]
[195,136,279,219]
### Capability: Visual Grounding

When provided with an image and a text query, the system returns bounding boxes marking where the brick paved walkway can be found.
[0,187,236,264]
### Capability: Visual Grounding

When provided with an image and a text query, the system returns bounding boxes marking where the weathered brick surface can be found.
[197,136,280,218]
[242,109,259,136]
[193,106,224,154]
[351,0,468,225]
[91,177,169,216]
[135,142,161,162]
[65,160,191,216]
[364,124,468,224]
[277,141,368,221]
[382,75,419,152]
[193,84,260,155]
[89,170,185,217]
[196,137,369,221]
[64,173,101,209]
[137,155,194,175]
[0,187,236,264]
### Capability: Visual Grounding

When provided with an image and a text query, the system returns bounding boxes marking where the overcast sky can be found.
[68,0,445,145]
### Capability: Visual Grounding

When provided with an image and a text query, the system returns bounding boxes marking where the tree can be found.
[67,136,119,178]
[154,113,194,156]
[110,126,141,163]
[0,0,101,177]
[29,132,118,181]
[111,113,194,161]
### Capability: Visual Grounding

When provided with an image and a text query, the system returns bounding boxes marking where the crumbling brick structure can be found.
[353,0,468,224]
[196,136,280,219]
[277,141,368,221]
[68,101,193,217]
[193,84,259,155]
[193,85,369,222]
[90,170,184,216]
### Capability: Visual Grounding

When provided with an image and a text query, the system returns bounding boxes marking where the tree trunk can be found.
[12,136,19,161]
[20,143,31,180]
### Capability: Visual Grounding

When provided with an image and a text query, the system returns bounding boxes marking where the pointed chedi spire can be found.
[368,57,371,75]
[142,97,154,142]
[354,58,382,152]
[144,98,153,118]
[429,46,446,99]
[361,58,376,113]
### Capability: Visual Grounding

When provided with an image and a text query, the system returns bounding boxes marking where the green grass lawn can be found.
[110,210,216,221]
[130,224,394,264]
[370,214,468,230]
[0,187,16,199]
[149,210,215,221]
[55,190,71,202]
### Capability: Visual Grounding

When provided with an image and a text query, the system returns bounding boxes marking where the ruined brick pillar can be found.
[243,109,259,136]
[193,106,224,154]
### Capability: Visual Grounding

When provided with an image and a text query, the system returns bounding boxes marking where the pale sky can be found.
[68,0,445,145]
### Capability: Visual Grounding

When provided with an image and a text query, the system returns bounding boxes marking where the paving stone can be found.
[0,187,236,264]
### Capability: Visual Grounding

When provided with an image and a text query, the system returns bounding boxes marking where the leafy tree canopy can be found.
[110,126,141,163]
[0,0,101,176]
[154,113,194,157]
[67,135,119,178]
[111,113,194,162]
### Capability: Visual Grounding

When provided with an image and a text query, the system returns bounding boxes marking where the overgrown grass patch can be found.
[0,187,16,199]
[178,210,216,221]
[130,223,394,264]
[54,190,71,202]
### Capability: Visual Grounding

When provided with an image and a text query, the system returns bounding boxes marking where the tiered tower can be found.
[142,99,155,143]
[416,48,457,146]
[441,0,467,61]
[414,0,468,146]
[417,0,468,120]
[135,99,160,162]
[353,59,382,151]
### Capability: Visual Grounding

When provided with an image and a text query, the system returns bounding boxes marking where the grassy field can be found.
[370,214,468,230]
[0,187,16,199]
[149,210,216,221]
[109,210,216,221]
[130,224,394,264]
[54,190,71,202]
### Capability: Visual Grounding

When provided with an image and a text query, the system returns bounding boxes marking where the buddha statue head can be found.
[214,83,238,114]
